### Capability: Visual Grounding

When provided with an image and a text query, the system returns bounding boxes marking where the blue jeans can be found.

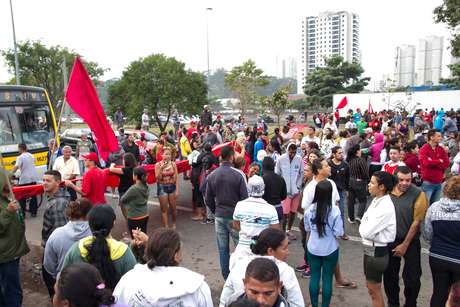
[78,159,85,175]
[215,216,239,280]
[0,258,22,307]
[422,181,442,205]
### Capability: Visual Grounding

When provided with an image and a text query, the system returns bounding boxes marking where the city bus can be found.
[0,85,59,177]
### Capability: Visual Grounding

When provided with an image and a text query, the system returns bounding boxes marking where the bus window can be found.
[0,106,21,153]
[17,107,53,150]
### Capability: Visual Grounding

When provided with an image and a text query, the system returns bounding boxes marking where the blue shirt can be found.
[253,139,264,162]
[304,204,343,256]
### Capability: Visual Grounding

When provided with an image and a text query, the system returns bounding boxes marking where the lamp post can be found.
[9,0,20,85]
[206,7,213,101]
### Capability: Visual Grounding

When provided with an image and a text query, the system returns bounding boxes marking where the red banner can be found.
[12,141,234,200]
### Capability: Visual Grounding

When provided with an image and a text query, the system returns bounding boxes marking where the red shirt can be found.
[187,127,197,141]
[419,143,450,184]
[369,120,381,131]
[404,152,420,174]
[82,167,107,205]
[382,161,405,175]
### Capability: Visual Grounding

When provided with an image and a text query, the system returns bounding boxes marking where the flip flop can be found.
[336,280,357,289]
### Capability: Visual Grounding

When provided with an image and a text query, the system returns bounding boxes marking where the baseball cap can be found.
[247,175,265,197]
[82,152,99,163]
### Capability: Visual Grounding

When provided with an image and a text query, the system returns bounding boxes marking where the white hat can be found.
[247,175,265,197]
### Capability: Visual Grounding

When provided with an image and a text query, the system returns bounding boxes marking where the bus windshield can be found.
[0,104,54,154]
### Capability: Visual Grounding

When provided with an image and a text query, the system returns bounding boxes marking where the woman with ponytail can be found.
[53,262,127,307]
[120,166,149,236]
[62,205,136,290]
[220,228,303,307]
[113,228,213,306]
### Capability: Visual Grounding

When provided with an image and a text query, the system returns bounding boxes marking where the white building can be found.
[416,36,444,86]
[298,11,360,94]
[394,45,416,87]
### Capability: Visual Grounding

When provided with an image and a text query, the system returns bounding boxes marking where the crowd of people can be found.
[1,105,460,307]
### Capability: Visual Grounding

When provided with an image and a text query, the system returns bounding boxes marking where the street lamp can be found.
[9,0,20,85]
[206,7,213,100]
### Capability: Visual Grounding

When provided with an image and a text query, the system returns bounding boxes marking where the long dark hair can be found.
[312,180,333,238]
[146,228,181,269]
[346,144,361,163]
[57,262,115,307]
[86,205,118,290]
[250,228,286,255]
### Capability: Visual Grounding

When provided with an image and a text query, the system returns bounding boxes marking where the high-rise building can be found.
[394,45,416,87]
[298,11,360,93]
[416,36,443,86]
[282,57,297,79]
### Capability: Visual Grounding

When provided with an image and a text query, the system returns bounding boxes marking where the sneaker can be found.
[295,262,308,272]
[347,218,355,224]
[301,267,311,278]
[286,231,297,240]
[355,217,362,223]
[207,218,215,224]
[200,218,208,225]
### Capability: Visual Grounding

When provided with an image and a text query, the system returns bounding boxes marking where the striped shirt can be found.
[233,197,279,246]
[348,157,369,181]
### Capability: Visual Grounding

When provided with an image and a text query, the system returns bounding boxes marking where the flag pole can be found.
[49,56,70,170]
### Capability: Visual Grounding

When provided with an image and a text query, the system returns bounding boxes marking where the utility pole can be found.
[206,7,213,101]
[9,0,20,85]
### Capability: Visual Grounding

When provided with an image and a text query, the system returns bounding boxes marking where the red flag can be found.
[336,96,348,109]
[65,58,118,160]
[368,100,374,114]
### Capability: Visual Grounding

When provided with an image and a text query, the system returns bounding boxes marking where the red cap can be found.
[82,152,99,163]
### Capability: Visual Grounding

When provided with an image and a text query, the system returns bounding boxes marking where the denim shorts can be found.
[157,183,176,196]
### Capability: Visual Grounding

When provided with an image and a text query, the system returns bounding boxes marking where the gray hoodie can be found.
[43,221,92,277]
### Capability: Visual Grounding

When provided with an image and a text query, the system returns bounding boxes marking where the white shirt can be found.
[233,197,279,247]
[220,255,304,307]
[53,156,80,180]
[345,121,357,129]
[301,135,320,146]
[142,113,150,126]
[359,194,396,247]
[301,178,340,210]
[114,264,213,307]
[324,122,338,133]
[16,152,38,184]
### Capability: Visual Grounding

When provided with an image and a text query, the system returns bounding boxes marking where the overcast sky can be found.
[0,0,452,88]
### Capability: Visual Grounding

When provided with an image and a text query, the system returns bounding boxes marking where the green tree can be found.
[434,0,460,88]
[1,40,106,109]
[108,54,207,132]
[262,84,292,127]
[303,55,370,108]
[224,59,270,116]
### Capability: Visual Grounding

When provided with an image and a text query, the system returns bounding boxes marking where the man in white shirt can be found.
[141,109,150,131]
[12,143,39,217]
[301,126,320,146]
[231,175,279,267]
[345,116,357,130]
[53,145,80,200]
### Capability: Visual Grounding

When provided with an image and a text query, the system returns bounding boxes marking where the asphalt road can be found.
[23,176,435,307]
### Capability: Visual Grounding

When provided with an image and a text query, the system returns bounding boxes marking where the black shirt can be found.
[122,141,140,162]
[118,167,134,194]
[328,159,350,191]
[262,170,287,205]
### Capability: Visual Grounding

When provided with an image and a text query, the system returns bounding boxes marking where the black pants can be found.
[383,239,422,307]
[429,255,460,307]
[18,182,37,216]
[127,217,149,239]
[347,178,367,220]
[42,265,55,298]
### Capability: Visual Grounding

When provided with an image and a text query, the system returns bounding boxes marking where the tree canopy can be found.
[108,54,207,132]
[1,40,105,109]
[303,55,370,108]
[224,59,270,115]
[434,0,460,88]
[262,84,292,127]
